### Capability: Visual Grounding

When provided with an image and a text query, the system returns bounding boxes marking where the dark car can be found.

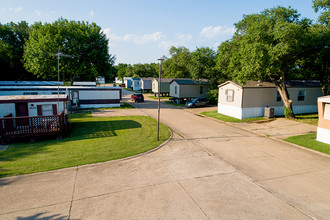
[131,93,144,102]
[185,97,208,108]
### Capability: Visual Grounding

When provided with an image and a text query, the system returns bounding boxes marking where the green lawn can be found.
[149,96,171,100]
[201,111,265,123]
[285,133,330,155]
[294,113,318,126]
[0,113,171,177]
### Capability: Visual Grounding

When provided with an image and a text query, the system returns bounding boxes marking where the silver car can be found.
[185,97,208,108]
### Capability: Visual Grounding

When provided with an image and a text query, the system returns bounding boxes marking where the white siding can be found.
[316,127,330,145]
[0,103,15,117]
[218,104,242,119]
[28,101,66,116]
[79,103,120,108]
[78,90,120,100]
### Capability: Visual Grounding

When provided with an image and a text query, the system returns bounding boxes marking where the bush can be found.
[284,106,293,118]
[207,89,218,105]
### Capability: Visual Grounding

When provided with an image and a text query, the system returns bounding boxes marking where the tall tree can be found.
[0,21,32,80]
[189,47,218,87]
[217,6,307,118]
[162,46,191,78]
[23,18,115,82]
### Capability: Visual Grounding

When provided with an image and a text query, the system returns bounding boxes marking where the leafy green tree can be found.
[162,46,191,78]
[313,0,330,25]
[116,63,128,80]
[0,21,32,80]
[23,18,115,82]
[189,47,219,87]
[217,6,307,118]
[298,24,330,95]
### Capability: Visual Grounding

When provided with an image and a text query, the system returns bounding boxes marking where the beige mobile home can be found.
[170,79,210,99]
[316,96,330,145]
[218,80,322,119]
[152,78,173,96]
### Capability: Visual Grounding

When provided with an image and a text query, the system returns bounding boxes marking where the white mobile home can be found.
[169,79,210,99]
[96,76,105,84]
[132,78,141,91]
[124,77,132,88]
[218,80,323,119]
[115,77,123,84]
[72,82,97,86]
[0,94,68,118]
[0,81,62,86]
[152,78,173,96]
[0,86,122,109]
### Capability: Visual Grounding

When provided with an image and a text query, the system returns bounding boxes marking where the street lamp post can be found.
[157,57,164,141]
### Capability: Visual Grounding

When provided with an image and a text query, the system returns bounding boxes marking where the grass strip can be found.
[285,133,330,155]
[201,111,265,123]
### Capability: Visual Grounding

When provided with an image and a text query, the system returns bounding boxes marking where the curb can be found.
[196,112,330,159]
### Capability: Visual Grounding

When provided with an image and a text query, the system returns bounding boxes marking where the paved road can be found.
[1,91,330,219]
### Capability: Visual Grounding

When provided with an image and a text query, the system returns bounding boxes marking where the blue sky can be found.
[0,0,320,64]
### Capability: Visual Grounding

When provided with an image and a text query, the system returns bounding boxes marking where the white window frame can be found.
[226,89,234,102]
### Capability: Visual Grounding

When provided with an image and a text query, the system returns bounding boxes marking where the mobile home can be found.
[218,80,323,119]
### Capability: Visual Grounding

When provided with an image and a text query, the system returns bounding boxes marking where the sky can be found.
[0,0,320,65]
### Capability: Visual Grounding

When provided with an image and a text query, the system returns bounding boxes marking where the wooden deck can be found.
[0,113,68,143]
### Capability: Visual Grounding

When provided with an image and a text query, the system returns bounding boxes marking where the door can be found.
[15,103,29,126]
[71,90,79,107]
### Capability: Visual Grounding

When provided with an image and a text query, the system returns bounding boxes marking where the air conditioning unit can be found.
[264,107,274,118]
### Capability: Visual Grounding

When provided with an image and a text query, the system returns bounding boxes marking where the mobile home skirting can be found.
[316,127,330,145]
[218,104,318,119]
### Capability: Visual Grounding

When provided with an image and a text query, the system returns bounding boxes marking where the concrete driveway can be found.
[1,91,330,219]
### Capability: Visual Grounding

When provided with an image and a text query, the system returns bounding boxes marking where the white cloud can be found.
[90,10,94,17]
[9,6,23,13]
[136,32,163,44]
[34,10,41,16]
[102,28,163,46]
[200,25,235,39]
[177,33,193,42]
[159,41,174,50]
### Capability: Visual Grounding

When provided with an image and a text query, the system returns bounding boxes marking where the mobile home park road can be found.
[1,91,330,219]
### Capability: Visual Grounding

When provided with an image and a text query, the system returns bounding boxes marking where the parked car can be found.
[185,97,208,108]
[131,93,144,102]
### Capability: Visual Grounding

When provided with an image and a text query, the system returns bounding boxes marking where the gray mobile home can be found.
[169,79,210,99]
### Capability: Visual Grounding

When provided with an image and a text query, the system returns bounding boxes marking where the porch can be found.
[0,112,68,143]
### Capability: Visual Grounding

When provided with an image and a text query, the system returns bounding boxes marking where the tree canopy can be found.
[0,21,33,80]
[23,18,115,82]
[216,6,310,118]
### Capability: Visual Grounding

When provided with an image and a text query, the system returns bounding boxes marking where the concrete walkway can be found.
[0,91,329,219]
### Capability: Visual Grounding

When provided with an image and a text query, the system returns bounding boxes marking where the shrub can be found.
[207,89,218,105]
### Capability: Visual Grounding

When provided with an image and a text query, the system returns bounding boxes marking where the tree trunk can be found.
[270,72,295,119]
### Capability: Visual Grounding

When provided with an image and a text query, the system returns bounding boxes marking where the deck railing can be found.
[0,112,68,140]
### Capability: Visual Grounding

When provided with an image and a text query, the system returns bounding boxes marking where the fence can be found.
[0,112,68,141]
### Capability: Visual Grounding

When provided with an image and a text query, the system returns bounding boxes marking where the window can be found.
[298,90,305,101]
[23,92,38,95]
[226,89,234,102]
[52,92,65,94]
[276,91,282,102]
[200,86,203,94]
[175,86,177,94]
[324,104,330,120]
[42,105,54,116]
